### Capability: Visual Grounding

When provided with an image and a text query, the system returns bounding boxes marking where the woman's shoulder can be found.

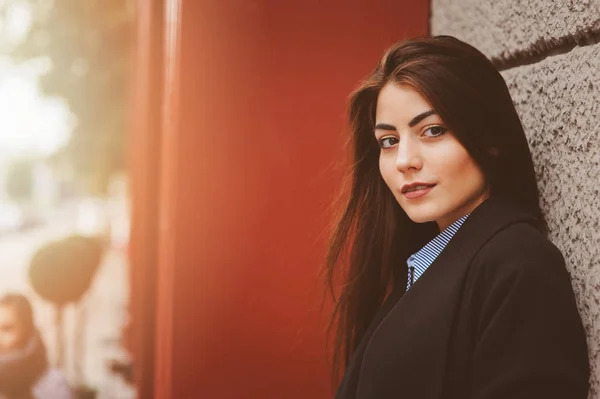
[469,221,568,283]
[464,221,580,326]
[32,368,73,399]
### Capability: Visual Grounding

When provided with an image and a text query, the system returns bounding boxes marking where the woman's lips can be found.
[403,185,435,199]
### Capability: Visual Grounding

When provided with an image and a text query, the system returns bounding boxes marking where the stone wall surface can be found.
[432,2,600,397]
[431,0,600,62]
[501,44,600,397]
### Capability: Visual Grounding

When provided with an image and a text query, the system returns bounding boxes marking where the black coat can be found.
[335,196,590,399]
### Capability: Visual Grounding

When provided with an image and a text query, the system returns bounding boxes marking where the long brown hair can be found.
[325,35,546,384]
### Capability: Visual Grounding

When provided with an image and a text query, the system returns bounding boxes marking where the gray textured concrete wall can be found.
[432,2,600,398]
[502,44,600,396]
[432,0,600,62]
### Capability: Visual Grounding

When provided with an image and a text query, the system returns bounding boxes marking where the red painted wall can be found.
[131,1,429,398]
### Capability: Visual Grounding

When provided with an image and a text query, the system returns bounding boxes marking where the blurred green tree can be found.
[5,158,35,201]
[4,0,133,195]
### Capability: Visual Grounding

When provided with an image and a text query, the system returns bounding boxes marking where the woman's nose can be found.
[395,138,423,172]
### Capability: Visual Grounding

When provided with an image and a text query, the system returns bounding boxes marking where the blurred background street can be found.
[0,192,134,398]
[0,0,135,397]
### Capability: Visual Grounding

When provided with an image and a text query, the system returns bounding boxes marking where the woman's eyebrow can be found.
[408,110,436,127]
[374,123,396,131]
[374,110,438,132]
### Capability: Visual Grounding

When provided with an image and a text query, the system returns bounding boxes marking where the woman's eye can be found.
[423,126,447,138]
[379,136,398,149]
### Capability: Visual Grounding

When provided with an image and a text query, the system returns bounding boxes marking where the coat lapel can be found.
[335,196,538,398]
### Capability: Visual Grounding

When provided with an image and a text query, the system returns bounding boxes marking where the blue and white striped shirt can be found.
[406,214,470,291]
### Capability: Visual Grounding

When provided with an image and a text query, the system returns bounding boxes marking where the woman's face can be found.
[375,82,489,231]
[0,305,27,352]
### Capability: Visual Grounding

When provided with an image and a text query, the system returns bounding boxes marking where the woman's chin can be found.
[402,206,440,225]
[406,215,437,225]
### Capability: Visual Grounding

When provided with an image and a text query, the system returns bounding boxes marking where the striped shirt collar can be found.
[406,214,470,291]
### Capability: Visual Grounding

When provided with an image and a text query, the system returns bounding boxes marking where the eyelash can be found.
[378,126,448,149]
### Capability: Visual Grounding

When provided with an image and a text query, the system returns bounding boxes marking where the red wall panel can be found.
[145,1,429,397]
[128,1,164,397]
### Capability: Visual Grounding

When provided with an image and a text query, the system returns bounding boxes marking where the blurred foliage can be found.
[29,234,106,305]
[5,157,35,201]
[4,0,133,195]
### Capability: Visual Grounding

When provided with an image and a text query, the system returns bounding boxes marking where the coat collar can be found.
[407,213,470,289]
[335,195,539,399]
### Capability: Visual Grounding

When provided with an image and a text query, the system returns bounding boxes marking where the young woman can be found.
[0,293,72,399]
[326,36,589,398]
